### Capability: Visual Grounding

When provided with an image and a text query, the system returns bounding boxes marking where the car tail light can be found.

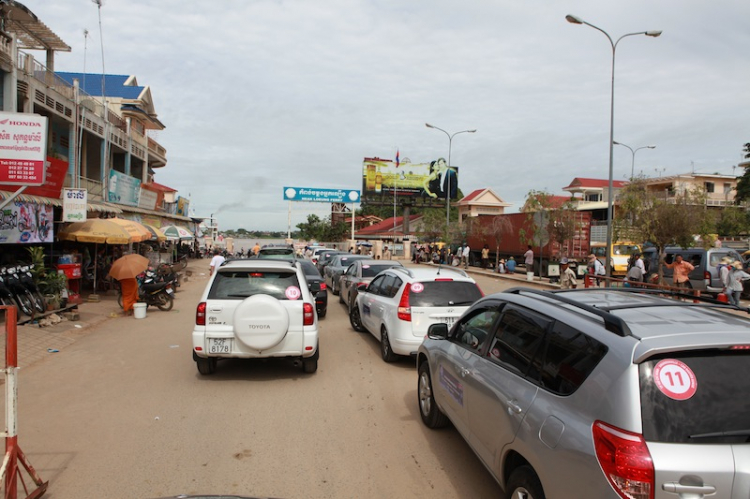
[320,282,327,291]
[592,421,654,499]
[730,345,750,350]
[703,270,710,282]
[434,278,453,281]
[397,285,411,321]
[303,303,315,325]
[196,302,207,326]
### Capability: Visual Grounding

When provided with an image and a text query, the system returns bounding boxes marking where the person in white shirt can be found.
[462,244,471,269]
[209,250,225,276]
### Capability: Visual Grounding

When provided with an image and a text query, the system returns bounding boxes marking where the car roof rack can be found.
[506,288,632,337]
[592,287,750,313]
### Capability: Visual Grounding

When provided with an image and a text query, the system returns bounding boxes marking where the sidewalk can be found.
[0,260,205,373]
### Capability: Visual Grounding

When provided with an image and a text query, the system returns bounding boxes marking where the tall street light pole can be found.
[613,141,656,178]
[425,123,477,230]
[565,14,661,277]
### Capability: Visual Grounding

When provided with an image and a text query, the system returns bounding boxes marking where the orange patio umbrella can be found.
[58,218,133,245]
[107,218,152,243]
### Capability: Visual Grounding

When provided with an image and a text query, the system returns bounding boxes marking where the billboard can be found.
[0,112,48,186]
[362,157,459,199]
[283,187,360,203]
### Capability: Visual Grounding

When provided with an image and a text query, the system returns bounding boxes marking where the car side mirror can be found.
[427,323,449,340]
[357,282,369,291]
[309,282,321,294]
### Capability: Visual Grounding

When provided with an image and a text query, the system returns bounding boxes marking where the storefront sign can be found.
[108,169,141,207]
[63,188,87,222]
[0,112,48,186]
[138,187,158,210]
[0,157,68,198]
[0,201,53,243]
[283,187,360,203]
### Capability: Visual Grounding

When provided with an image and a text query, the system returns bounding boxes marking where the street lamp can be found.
[424,123,477,229]
[613,141,656,178]
[565,14,661,277]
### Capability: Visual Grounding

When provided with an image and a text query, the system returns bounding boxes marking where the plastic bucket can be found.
[133,302,147,319]
[526,272,534,281]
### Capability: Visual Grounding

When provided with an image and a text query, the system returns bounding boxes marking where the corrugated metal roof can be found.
[56,72,144,99]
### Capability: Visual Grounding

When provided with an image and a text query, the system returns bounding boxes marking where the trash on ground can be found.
[74,324,83,328]
[169,345,179,348]
[47,348,59,353]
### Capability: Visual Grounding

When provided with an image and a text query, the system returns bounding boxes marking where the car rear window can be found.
[362,264,397,278]
[209,270,300,300]
[298,260,321,277]
[639,349,750,444]
[409,281,482,307]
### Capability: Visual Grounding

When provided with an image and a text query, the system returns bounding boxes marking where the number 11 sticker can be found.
[653,359,697,400]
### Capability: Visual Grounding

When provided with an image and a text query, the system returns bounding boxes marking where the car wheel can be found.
[349,303,365,332]
[380,327,397,362]
[339,290,345,304]
[318,308,327,319]
[196,357,217,375]
[332,281,339,296]
[506,466,545,499]
[418,362,449,428]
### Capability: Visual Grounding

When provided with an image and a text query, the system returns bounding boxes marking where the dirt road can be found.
[3,265,522,498]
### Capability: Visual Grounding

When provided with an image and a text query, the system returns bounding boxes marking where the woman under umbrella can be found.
[109,254,149,316]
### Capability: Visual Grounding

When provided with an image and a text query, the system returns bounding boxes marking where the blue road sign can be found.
[283,187,360,203]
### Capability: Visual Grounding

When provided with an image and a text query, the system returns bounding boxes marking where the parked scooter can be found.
[0,270,17,309]
[18,265,46,314]
[117,270,174,311]
[155,262,180,289]
[1,266,36,316]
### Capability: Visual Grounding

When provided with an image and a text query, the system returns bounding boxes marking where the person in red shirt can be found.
[663,254,695,288]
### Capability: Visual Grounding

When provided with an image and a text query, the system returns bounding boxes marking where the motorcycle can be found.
[117,270,174,311]
[18,264,47,314]
[0,270,17,309]
[155,262,180,289]
[1,266,36,316]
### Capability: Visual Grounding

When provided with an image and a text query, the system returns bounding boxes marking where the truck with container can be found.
[464,211,606,277]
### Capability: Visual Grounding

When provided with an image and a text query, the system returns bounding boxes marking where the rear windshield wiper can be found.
[226,294,252,298]
[690,429,750,439]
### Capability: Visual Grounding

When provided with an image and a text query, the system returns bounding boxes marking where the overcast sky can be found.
[25,0,750,231]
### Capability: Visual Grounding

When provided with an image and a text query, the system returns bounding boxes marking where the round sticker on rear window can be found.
[285,286,301,300]
[363,265,371,269]
[653,359,697,401]
[411,282,424,293]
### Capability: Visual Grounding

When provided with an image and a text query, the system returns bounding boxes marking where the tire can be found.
[331,281,339,296]
[349,302,365,332]
[196,357,217,375]
[418,362,449,428]
[303,345,319,373]
[156,293,174,311]
[506,466,545,499]
[339,290,345,304]
[14,291,34,316]
[30,291,45,313]
[380,327,397,362]
[318,308,327,319]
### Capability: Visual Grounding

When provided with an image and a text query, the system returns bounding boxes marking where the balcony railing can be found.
[65,174,105,199]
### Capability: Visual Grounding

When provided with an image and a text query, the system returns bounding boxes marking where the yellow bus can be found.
[590,242,641,276]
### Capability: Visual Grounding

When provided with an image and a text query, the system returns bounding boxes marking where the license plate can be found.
[166,288,174,295]
[208,338,231,354]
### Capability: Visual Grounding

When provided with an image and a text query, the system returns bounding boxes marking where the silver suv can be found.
[192,259,320,375]
[417,287,750,499]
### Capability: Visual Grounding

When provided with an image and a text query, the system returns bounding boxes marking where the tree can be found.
[519,190,577,260]
[615,176,715,282]
[417,208,448,243]
[733,142,750,203]
[714,206,750,236]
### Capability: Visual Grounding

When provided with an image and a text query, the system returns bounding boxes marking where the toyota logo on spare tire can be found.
[233,295,291,350]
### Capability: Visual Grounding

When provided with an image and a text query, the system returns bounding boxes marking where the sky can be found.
[23,0,750,231]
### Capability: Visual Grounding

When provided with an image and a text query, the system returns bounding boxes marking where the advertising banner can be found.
[0,156,68,198]
[176,196,190,216]
[362,157,459,199]
[138,187,158,210]
[283,187,360,203]
[108,169,141,207]
[0,201,53,243]
[0,112,48,186]
[63,188,87,222]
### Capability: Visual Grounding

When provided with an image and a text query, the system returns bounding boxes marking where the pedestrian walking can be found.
[559,258,577,289]
[524,245,534,274]
[462,243,471,269]
[481,244,490,270]
[383,245,392,260]
[587,254,605,286]
[663,254,695,289]
[725,260,749,306]
[209,249,226,276]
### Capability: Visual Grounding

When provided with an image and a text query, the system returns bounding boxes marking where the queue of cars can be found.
[193,247,750,499]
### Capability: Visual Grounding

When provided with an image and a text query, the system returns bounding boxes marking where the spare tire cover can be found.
[233,295,290,350]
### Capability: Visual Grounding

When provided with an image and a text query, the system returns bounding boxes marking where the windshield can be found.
[613,244,639,256]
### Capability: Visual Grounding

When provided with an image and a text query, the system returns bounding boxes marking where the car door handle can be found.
[507,401,523,414]
[662,482,716,495]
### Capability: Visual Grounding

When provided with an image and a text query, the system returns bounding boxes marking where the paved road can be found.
[2,264,522,499]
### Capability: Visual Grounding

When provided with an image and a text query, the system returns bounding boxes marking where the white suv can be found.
[192,259,320,375]
[349,266,483,362]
